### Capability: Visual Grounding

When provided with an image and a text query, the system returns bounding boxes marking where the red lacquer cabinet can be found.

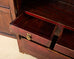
[10,0,74,59]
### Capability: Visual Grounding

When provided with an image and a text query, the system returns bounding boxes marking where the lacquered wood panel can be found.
[10,13,55,47]
[19,38,70,59]
[9,0,16,20]
[57,29,74,50]
[54,28,74,58]
[54,43,74,58]
[24,1,74,30]
[0,7,12,34]
[0,0,9,8]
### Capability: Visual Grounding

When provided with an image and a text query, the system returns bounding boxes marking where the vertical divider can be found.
[49,25,64,50]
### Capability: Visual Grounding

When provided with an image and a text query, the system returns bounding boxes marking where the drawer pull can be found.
[26,33,32,40]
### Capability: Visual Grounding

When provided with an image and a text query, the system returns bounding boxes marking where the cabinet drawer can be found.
[10,13,55,47]
[0,0,9,8]
[57,29,74,50]
[54,29,74,58]
[17,38,70,59]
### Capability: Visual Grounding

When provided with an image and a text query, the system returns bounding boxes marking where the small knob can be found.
[26,33,32,40]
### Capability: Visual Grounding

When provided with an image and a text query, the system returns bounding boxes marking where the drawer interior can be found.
[11,13,55,39]
[22,0,74,30]
[57,29,74,50]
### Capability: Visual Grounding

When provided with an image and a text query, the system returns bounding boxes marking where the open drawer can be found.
[54,29,74,58]
[10,13,56,47]
[17,37,69,59]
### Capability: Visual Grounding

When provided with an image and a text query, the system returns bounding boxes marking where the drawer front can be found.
[57,29,74,50]
[18,38,70,59]
[54,44,74,58]
[11,25,51,47]
[10,13,55,47]
[19,28,51,47]
[54,29,74,58]
[0,0,9,8]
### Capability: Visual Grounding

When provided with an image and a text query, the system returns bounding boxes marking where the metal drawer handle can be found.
[26,33,32,40]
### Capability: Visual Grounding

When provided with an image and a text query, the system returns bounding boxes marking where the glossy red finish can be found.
[10,0,74,58]
[25,11,74,31]
[11,13,55,47]
[57,29,74,50]
[24,1,74,31]
[19,38,70,59]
